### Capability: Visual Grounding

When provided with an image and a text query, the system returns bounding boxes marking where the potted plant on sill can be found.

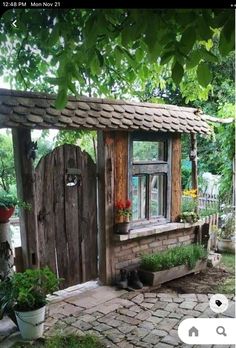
[138,244,207,286]
[179,189,199,223]
[0,267,60,340]
[115,199,132,234]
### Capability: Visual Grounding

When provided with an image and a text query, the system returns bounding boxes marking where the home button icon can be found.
[189,326,199,337]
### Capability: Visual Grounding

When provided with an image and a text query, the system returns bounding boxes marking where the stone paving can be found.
[0,286,235,348]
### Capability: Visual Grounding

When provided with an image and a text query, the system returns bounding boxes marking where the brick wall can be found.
[112,227,196,282]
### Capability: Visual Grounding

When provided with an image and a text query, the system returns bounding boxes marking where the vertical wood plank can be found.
[97,131,115,284]
[79,147,97,282]
[53,146,68,288]
[35,151,57,274]
[171,134,181,222]
[64,144,80,285]
[12,128,38,269]
[114,132,129,203]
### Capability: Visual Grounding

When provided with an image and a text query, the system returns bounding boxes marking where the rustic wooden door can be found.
[35,144,97,288]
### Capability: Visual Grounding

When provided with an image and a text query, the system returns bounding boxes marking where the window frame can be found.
[129,132,172,228]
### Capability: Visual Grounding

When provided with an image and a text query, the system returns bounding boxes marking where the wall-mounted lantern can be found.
[25,141,38,161]
[65,168,81,187]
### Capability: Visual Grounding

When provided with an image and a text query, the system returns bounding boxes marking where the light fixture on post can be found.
[65,168,81,187]
[25,141,38,161]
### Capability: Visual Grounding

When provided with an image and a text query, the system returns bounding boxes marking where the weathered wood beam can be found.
[12,128,39,269]
[171,134,181,222]
[97,131,115,284]
[202,115,234,124]
[190,133,198,192]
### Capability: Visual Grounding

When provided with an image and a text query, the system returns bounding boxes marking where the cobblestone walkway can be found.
[1,286,235,348]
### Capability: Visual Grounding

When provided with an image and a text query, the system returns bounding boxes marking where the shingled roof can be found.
[0,89,211,134]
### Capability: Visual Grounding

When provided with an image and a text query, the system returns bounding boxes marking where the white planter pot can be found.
[217,238,235,253]
[15,305,46,340]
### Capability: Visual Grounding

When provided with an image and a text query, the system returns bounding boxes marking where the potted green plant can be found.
[179,189,199,223]
[179,211,200,223]
[217,210,235,253]
[115,199,132,234]
[0,267,60,340]
[0,190,18,223]
[138,244,207,286]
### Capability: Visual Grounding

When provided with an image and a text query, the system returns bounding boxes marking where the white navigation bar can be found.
[178,318,236,344]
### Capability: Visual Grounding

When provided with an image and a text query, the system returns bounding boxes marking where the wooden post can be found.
[97,131,115,285]
[12,128,39,270]
[190,133,198,192]
[190,133,199,214]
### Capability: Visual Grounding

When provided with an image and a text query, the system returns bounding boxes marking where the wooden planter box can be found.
[138,259,207,286]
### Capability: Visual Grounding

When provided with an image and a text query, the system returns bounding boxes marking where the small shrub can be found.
[140,244,207,272]
[12,334,105,348]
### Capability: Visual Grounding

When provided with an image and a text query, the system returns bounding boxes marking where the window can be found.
[130,133,171,226]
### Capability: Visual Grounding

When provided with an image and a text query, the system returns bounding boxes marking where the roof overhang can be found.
[0,89,213,134]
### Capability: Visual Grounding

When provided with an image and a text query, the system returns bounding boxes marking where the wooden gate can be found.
[35,144,97,288]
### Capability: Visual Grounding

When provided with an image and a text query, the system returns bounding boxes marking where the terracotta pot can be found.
[0,207,15,223]
[116,222,130,234]
[116,215,124,223]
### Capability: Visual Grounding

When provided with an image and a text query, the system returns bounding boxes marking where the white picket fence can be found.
[198,192,219,211]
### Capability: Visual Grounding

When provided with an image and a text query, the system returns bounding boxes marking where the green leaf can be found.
[213,11,231,28]
[197,62,212,87]
[221,18,234,41]
[90,54,100,75]
[47,23,60,47]
[148,41,162,62]
[197,17,212,41]
[186,50,201,69]
[160,50,173,65]
[46,77,64,85]
[171,61,184,85]
[67,81,77,95]
[180,27,196,54]
[219,29,234,56]
[55,88,68,109]
[199,48,218,63]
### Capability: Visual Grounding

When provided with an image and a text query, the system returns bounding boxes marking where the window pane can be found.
[132,176,146,220]
[150,175,165,217]
[133,141,165,162]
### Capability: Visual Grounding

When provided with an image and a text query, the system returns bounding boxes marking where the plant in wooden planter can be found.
[139,244,207,286]
[0,267,61,340]
[115,199,132,234]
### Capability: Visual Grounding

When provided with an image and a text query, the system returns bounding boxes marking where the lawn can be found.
[216,252,235,294]
[12,334,105,348]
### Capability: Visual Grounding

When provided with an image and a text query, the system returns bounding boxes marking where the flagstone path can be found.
[1,285,235,348]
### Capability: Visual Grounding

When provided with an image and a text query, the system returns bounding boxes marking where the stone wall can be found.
[112,227,196,282]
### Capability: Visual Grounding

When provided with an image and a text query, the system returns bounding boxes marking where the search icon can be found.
[216,326,227,336]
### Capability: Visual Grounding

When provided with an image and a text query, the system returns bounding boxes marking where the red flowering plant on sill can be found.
[115,199,132,223]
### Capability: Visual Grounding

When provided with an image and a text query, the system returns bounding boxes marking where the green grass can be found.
[140,244,207,272]
[217,252,235,294]
[12,334,105,348]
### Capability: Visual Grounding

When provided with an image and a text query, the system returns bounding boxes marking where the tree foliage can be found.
[0,133,15,192]
[0,9,234,108]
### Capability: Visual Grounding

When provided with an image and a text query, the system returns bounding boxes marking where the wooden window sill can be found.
[114,220,205,242]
